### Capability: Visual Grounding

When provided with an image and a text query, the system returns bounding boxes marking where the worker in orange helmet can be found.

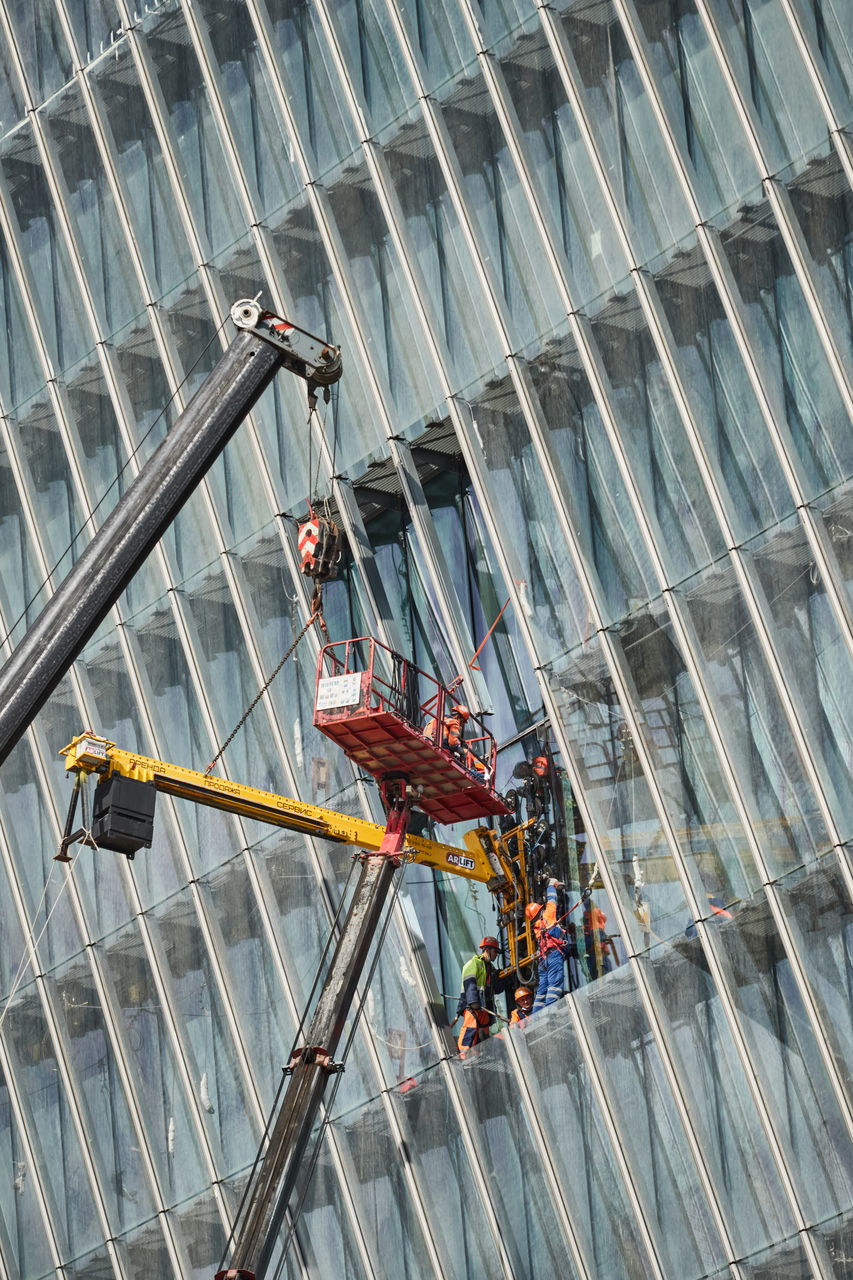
[424,702,468,753]
[531,755,549,778]
[456,934,511,1055]
[526,878,568,1012]
[510,986,534,1024]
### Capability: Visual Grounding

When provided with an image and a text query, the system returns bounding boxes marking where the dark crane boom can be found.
[0,300,340,767]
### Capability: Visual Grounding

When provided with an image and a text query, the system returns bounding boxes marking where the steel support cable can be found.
[203,589,328,777]
[0,316,229,651]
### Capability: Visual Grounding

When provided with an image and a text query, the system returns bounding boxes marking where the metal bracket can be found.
[230,299,342,388]
[283,1045,345,1076]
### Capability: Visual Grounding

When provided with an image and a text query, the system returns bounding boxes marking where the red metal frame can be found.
[313,637,510,825]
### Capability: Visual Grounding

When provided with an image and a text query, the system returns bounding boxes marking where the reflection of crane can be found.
[0,298,550,1278]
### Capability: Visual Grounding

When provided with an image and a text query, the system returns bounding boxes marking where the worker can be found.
[510,986,534,1024]
[456,934,509,1055]
[425,702,468,752]
[526,878,568,1012]
[583,899,615,979]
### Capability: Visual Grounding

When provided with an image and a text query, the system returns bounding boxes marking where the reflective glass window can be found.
[653,235,796,538]
[0,226,43,409]
[380,106,506,389]
[7,0,73,106]
[787,0,853,113]
[41,84,144,336]
[497,17,631,309]
[678,560,832,876]
[0,123,91,374]
[0,21,25,137]
[713,893,853,1226]
[98,922,209,1204]
[89,44,195,295]
[745,515,853,840]
[141,9,245,257]
[718,194,853,497]
[704,0,829,175]
[0,438,48,644]
[644,940,797,1256]
[47,959,155,1234]
[260,0,359,178]
[512,998,654,1275]
[776,855,853,1106]
[0,1062,55,1279]
[577,967,729,1276]
[558,0,695,266]
[324,0,416,135]
[590,286,728,583]
[326,161,445,433]
[4,986,103,1260]
[439,68,567,346]
[191,0,301,219]
[63,0,121,67]
[394,0,472,94]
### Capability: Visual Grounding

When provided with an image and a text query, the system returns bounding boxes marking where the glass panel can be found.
[89,44,195,295]
[391,1061,505,1280]
[324,0,415,135]
[332,1096,434,1280]
[787,0,853,113]
[64,0,121,67]
[449,1033,581,1278]
[678,558,832,875]
[381,105,506,389]
[98,921,209,1204]
[713,891,853,1225]
[559,0,695,265]
[0,20,25,136]
[632,0,760,216]
[141,8,245,257]
[7,0,73,105]
[497,16,631,308]
[169,1188,227,1280]
[287,1131,366,1279]
[326,160,444,433]
[746,515,853,840]
[123,1215,175,1279]
[41,81,145,335]
[439,67,566,346]
[653,232,796,539]
[718,190,853,496]
[150,887,259,1174]
[267,197,388,477]
[0,439,50,645]
[260,0,359,177]
[644,939,796,1256]
[394,0,472,94]
[4,985,103,1260]
[577,966,728,1276]
[192,0,301,219]
[47,958,155,1234]
[199,854,295,1111]
[591,284,727,583]
[704,0,829,174]
[545,638,692,951]
[617,597,763,907]
[816,1206,853,1280]
[740,1234,815,1279]
[512,997,654,1275]
[775,855,853,1104]
[0,122,91,374]
[0,223,43,409]
[0,1057,55,1280]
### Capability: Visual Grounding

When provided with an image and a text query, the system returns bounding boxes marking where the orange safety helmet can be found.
[514,987,533,1002]
[525,902,543,923]
[454,704,470,721]
[480,935,500,951]
[531,755,548,777]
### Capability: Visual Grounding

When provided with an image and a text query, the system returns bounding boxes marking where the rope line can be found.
[204,588,326,777]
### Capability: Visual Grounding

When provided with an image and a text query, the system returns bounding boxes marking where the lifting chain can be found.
[204,586,327,777]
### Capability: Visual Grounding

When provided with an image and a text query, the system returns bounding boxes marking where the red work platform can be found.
[313,638,510,826]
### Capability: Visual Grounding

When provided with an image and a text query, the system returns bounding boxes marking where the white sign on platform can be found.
[316,673,362,711]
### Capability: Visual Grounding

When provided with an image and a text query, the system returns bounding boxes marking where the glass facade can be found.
[0,0,851,1275]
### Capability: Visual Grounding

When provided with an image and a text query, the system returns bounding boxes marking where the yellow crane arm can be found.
[60,732,507,886]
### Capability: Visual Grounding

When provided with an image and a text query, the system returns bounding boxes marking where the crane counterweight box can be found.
[91,775,157,858]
